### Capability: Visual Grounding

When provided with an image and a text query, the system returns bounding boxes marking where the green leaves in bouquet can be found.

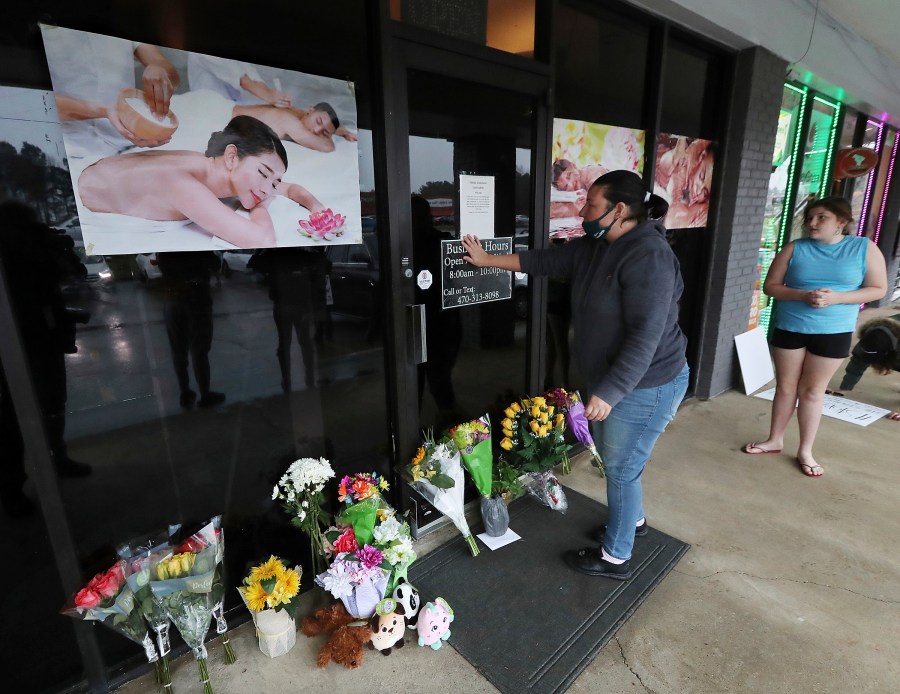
[492,457,524,499]
[428,472,456,489]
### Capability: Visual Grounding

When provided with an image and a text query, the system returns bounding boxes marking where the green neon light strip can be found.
[777,85,808,251]
[821,102,841,189]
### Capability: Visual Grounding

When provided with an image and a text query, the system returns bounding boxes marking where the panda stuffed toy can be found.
[392,579,421,630]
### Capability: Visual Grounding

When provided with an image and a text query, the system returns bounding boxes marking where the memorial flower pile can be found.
[315,551,390,618]
[545,387,604,475]
[273,457,335,576]
[500,395,569,473]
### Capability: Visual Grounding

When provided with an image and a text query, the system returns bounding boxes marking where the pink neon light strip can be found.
[858,120,883,237]
[874,130,899,245]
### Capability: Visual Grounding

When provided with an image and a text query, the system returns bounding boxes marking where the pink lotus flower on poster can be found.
[298,208,346,240]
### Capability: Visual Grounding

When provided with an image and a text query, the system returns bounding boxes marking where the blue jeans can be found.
[590,363,689,561]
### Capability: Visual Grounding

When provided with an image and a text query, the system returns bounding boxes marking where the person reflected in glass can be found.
[0,202,92,517]
[412,195,462,427]
[157,251,225,408]
[463,170,689,581]
[77,116,325,249]
[742,197,888,475]
[249,248,330,392]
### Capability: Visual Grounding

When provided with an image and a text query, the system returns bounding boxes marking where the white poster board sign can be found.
[754,388,890,427]
[735,327,775,395]
[459,174,495,238]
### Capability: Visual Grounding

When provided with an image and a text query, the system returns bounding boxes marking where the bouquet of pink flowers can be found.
[315,551,390,618]
[545,387,604,475]
[62,560,162,687]
[335,471,390,547]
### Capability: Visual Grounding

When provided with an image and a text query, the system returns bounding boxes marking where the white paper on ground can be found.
[754,388,890,426]
[735,327,775,395]
[476,528,521,551]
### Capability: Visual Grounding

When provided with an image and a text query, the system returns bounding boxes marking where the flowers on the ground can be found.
[315,553,390,618]
[546,387,604,475]
[451,414,494,498]
[500,395,570,474]
[238,556,302,618]
[403,432,479,556]
[273,457,335,576]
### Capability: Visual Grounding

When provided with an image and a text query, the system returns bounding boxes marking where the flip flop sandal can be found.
[887,412,900,421]
[798,461,824,478]
[742,442,783,455]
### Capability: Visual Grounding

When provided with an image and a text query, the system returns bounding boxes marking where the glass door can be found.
[378,36,549,529]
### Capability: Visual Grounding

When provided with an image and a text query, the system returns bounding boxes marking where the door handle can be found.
[407,304,427,364]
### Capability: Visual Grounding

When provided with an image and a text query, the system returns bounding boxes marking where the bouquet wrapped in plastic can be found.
[273,457,335,577]
[451,414,493,498]
[335,472,389,547]
[149,519,220,694]
[315,551,389,618]
[500,396,569,512]
[404,432,479,556]
[117,533,174,692]
[238,556,302,658]
[546,387,604,475]
[62,560,162,688]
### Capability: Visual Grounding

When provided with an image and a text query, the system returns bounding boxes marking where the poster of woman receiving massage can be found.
[40,25,362,255]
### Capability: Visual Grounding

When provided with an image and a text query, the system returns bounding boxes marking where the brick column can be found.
[694,47,787,399]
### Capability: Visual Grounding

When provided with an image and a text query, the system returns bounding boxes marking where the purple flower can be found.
[356,544,385,569]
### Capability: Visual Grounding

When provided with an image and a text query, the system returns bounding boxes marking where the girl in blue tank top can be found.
[742,196,887,478]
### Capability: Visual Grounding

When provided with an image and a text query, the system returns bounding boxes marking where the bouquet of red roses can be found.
[62,560,162,687]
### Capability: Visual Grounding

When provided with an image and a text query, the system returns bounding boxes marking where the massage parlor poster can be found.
[550,118,644,239]
[40,25,362,255]
[653,133,715,229]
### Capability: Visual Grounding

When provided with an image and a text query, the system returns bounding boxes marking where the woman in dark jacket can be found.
[462,170,689,580]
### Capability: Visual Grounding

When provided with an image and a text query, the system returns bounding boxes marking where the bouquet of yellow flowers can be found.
[500,395,570,474]
[238,556,302,658]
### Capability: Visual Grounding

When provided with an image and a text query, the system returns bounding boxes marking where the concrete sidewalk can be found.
[119,305,900,694]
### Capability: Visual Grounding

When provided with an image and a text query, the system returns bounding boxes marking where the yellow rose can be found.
[547,405,554,416]
[531,406,541,418]
[529,420,540,433]
[500,438,513,450]
[501,418,513,430]
[504,407,516,419]
[555,413,565,427]
[532,396,546,406]
[502,428,513,439]
[522,399,531,408]
[510,402,521,412]
[540,412,549,424]
[538,425,549,438]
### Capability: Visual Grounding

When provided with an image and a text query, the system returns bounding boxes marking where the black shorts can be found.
[770,329,852,359]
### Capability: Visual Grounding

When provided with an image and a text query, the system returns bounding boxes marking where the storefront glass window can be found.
[391,0,536,57]
[749,84,805,331]
[554,1,648,128]
[787,96,840,242]
[660,35,727,140]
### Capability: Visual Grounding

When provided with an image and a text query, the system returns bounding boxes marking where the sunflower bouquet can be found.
[238,556,302,658]
[335,471,390,547]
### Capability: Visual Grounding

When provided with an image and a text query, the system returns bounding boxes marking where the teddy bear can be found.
[316,625,371,669]
[392,578,421,629]
[417,597,454,650]
[300,601,356,637]
[367,597,406,655]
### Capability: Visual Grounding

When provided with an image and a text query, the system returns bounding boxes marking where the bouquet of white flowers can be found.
[273,457,335,576]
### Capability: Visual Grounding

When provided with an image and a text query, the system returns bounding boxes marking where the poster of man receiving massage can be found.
[40,25,362,255]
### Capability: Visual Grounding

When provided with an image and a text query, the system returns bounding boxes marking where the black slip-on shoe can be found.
[564,546,632,580]
[592,519,648,543]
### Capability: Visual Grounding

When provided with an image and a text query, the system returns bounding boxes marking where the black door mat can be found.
[409,486,689,694]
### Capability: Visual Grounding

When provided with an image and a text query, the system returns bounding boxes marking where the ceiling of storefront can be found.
[818,0,900,70]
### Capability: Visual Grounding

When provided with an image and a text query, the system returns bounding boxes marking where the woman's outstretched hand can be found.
[462,234,489,266]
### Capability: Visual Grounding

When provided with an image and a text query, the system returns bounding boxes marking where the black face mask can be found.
[581,206,616,240]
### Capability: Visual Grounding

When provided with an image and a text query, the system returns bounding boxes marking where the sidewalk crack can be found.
[615,636,655,694]
[672,568,900,604]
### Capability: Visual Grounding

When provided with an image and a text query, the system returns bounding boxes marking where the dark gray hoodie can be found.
[519,220,687,406]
